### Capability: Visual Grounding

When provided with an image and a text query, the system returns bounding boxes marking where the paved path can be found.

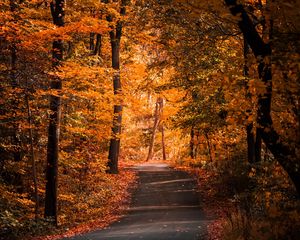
[66,162,208,240]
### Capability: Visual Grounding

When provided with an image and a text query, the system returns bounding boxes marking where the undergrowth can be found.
[173,153,300,240]
[0,168,137,240]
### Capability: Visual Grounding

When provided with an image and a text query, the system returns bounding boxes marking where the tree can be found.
[147,97,164,161]
[107,0,129,174]
[224,0,300,194]
[244,37,261,163]
[44,0,65,224]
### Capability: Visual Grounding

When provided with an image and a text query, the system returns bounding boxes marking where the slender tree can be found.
[9,0,22,164]
[44,0,65,224]
[161,123,167,160]
[26,94,39,220]
[147,97,163,161]
[190,127,195,159]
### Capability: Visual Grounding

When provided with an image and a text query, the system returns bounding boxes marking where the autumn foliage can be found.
[0,0,299,239]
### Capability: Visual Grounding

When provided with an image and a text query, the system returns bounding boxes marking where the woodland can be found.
[0,0,299,239]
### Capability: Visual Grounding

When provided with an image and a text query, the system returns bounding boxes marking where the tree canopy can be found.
[0,0,299,239]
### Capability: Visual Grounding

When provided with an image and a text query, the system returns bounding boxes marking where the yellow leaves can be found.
[58,194,76,203]
[66,18,110,35]
[16,198,34,207]
[248,167,256,177]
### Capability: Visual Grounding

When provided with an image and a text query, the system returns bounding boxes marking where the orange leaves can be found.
[248,78,269,96]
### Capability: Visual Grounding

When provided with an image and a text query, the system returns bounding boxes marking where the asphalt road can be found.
[65,162,208,240]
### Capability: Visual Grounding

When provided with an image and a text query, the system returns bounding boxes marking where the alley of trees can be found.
[0,0,299,239]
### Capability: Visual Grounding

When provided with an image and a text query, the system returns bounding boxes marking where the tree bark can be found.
[205,133,213,162]
[107,0,128,173]
[244,35,262,163]
[26,94,39,220]
[255,128,262,162]
[160,99,166,160]
[190,127,195,159]
[146,98,162,161]
[94,34,102,56]
[244,37,256,163]
[161,123,166,160]
[90,32,95,51]
[9,0,22,164]
[45,0,65,224]
[225,0,300,194]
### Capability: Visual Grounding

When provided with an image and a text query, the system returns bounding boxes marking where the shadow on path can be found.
[65,162,209,240]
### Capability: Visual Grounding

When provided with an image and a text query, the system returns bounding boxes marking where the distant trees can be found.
[147,97,166,161]
[134,0,299,193]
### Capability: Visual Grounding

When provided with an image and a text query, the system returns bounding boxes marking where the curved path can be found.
[66,162,208,240]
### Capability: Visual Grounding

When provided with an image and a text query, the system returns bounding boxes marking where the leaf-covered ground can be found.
[176,164,300,240]
[26,168,137,240]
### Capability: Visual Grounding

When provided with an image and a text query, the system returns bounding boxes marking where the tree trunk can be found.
[244,37,257,163]
[147,98,162,161]
[107,1,127,173]
[161,124,166,160]
[244,36,262,163]
[205,133,213,162]
[90,32,95,51]
[94,34,102,56]
[246,124,255,163]
[195,131,199,159]
[26,95,39,220]
[45,0,65,224]
[190,127,195,159]
[107,39,122,174]
[9,0,22,164]
[225,0,300,194]
[255,128,262,162]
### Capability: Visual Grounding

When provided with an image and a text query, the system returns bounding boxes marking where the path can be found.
[65,162,208,240]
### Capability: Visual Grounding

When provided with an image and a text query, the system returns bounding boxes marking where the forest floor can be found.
[30,166,137,240]
[61,162,209,240]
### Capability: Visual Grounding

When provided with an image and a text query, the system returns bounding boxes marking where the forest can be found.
[0,0,299,239]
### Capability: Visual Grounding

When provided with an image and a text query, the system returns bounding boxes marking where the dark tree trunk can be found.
[246,123,255,163]
[244,37,257,163]
[255,128,262,162]
[94,34,102,55]
[107,38,122,174]
[107,1,128,173]
[9,0,22,163]
[195,133,199,159]
[159,98,166,161]
[205,133,213,162]
[44,0,65,224]
[7,0,23,194]
[244,36,262,163]
[26,94,39,220]
[161,123,166,160]
[190,128,195,159]
[90,32,95,51]
[225,0,300,194]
